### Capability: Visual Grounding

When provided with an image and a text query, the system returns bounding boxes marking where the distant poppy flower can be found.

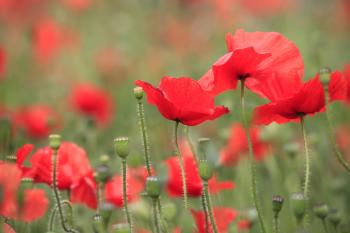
[62,0,92,11]
[70,83,114,125]
[199,29,304,96]
[104,167,147,208]
[220,123,271,166]
[254,74,325,125]
[239,0,293,16]
[0,46,6,80]
[15,144,34,177]
[14,105,61,139]
[191,207,238,233]
[328,66,350,103]
[135,76,229,126]
[166,141,234,197]
[237,219,252,231]
[29,142,97,208]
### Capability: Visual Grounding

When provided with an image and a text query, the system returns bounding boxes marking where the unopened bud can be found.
[272,195,284,217]
[290,193,307,222]
[319,67,332,86]
[114,137,130,159]
[49,134,61,150]
[313,204,329,220]
[198,160,214,181]
[134,87,144,100]
[146,176,161,198]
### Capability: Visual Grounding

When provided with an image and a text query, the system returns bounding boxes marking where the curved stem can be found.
[174,121,188,209]
[52,149,79,233]
[325,96,350,172]
[48,200,74,232]
[122,159,132,233]
[152,199,161,233]
[201,192,209,233]
[136,100,153,176]
[239,80,267,233]
[203,181,218,233]
[300,117,311,198]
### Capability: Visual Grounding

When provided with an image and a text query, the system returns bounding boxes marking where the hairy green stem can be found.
[203,181,218,233]
[273,216,279,233]
[52,149,79,233]
[174,121,188,209]
[201,192,209,233]
[152,199,161,233]
[48,200,74,232]
[122,159,132,233]
[325,96,350,172]
[239,80,267,233]
[136,100,153,176]
[300,117,311,198]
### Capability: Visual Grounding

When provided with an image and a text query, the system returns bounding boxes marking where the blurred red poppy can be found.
[15,144,34,177]
[135,76,229,126]
[237,219,252,231]
[254,74,325,125]
[62,0,92,11]
[199,29,304,96]
[2,222,16,233]
[329,66,350,103]
[14,105,61,139]
[20,189,49,222]
[336,126,350,159]
[191,207,238,233]
[0,46,6,80]
[239,0,293,16]
[220,123,271,166]
[70,83,114,125]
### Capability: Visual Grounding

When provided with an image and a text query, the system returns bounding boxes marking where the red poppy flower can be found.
[191,207,238,233]
[237,219,252,231]
[20,189,49,222]
[104,167,147,208]
[135,77,229,126]
[14,105,61,139]
[199,29,303,96]
[70,83,114,125]
[15,144,34,177]
[0,46,6,80]
[70,170,97,209]
[220,123,271,166]
[328,66,350,103]
[254,74,325,125]
[166,141,234,197]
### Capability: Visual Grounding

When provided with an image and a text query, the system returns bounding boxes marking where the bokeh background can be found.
[0,0,350,232]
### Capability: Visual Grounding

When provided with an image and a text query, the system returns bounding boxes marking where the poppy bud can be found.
[100,154,110,164]
[112,223,130,233]
[198,160,214,181]
[146,176,161,198]
[198,138,210,159]
[162,202,177,221]
[272,195,284,217]
[49,134,61,150]
[114,137,130,159]
[313,204,329,220]
[290,193,307,222]
[284,143,299,159]
[95,164,112,183]
[133,87,144,100]
[329,208,341,228]
[319,67,331,86]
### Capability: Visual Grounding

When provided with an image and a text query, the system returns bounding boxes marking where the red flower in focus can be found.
[105,167,147,208]
[62,0,92,11]
[199,29,303,96]
[0,46,6,80]
[135,77,229,126]
[329,66,350,103]
[220,123,270,166]
[29,142,97,209]
[237,219,252,231]
[254,74,325,125]
[166,141,234,197]
[70,83,114,125]
[14,105,61,139]
[191,207,238,233]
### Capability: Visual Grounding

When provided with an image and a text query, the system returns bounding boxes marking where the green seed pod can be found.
[272,195,284,216]
[99,154,110,164]
[198,138,210,159]
[133,87,144,100]
[146,176,161,198]
[198,160,214,181]
[329,208,341,227]
[21,178,34,190]
[49,134,62,150]
[162,202,177,221]
[5,154,16,163]
[313,204,329,220]
[319,67,332,86]
[290,193,307,221]
[114,137,130,159]
[112,223,130,233]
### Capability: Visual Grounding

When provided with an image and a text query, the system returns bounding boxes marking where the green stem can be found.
[184,126,198,164]
[300,117,311,198]
[325,96,350,172]
[122,159,132,233]
[152,199,161,233]
[48,200,74,232]
[137,100,153,176]
[201,192,209,233]
[203,181,218,233]
[322,220,330,233]
[174,121,188,209]
[273,215,279,233]
[239,80,267,233]
[156,199,169,233]
[52,149,79,233]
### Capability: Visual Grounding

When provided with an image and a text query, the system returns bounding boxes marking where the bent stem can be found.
[325,96,350,172]
[48,200,74,232]
[122,159,133,233]
[52,148,79,233]
[203,181,218,233]
[239,80,267,233]
[136,99,153,176]
[174,121,188,209]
